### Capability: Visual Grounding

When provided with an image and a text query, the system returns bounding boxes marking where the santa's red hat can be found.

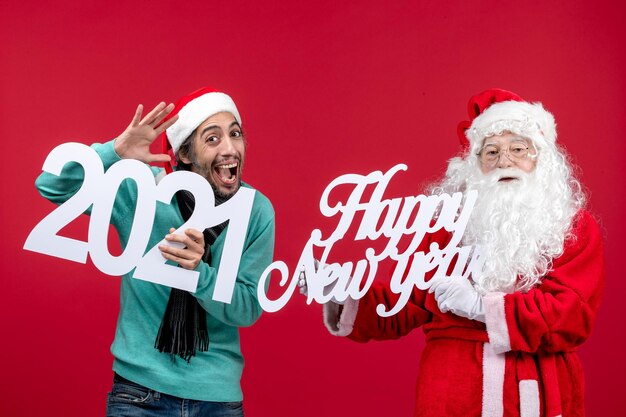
[457,88,557,155]
[162,87,241,172]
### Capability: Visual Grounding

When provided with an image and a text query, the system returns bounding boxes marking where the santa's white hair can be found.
[431,137,585,294]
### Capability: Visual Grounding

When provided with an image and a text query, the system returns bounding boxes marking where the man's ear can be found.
[178,149,192,164]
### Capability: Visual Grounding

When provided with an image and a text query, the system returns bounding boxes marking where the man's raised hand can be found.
[114,102,179,163]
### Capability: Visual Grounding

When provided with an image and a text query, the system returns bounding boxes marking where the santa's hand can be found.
[430,277,485,322]
[297,260,345,305]
[297,266,309,296]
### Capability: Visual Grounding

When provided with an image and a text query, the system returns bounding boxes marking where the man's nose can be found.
[219,136,237,155]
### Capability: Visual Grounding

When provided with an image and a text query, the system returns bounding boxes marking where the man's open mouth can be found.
[214,162,239,185]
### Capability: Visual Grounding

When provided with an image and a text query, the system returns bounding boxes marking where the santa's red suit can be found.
[324,210,604,417]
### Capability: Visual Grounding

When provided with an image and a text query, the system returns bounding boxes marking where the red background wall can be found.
[2,1,625,416]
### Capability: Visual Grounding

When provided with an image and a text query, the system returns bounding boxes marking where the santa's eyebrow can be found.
[483,137,530,147]
[510,136,529,142]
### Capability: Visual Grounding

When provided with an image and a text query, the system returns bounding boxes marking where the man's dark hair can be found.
[175,133,195,171]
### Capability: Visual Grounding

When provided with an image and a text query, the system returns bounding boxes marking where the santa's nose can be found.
[496,152,515,168]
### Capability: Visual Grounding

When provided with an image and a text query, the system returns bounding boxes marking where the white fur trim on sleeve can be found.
[519,379,540,417]
[484,292,512,353]
[482,343,506,417]
[323,297,359,337]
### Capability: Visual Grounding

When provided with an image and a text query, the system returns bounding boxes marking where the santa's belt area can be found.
[425,332,562,417]
[484,344,564,417]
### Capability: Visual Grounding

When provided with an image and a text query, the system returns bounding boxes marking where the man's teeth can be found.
[218,163,237,169]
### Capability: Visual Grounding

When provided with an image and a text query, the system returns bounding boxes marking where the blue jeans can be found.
[106,374,244,417]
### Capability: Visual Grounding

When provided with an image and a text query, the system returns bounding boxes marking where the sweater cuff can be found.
[94,140,123,170]
[483,292,512,353]
[323,297,359,337]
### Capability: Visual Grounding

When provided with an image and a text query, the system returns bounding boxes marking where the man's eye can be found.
[206,135,219,142]
[510,146,526,154]
[484,148,499,156]
[231,131,242,138]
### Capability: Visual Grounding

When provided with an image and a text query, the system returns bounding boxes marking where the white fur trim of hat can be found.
[466,100,556,155]
[166,92,241,154]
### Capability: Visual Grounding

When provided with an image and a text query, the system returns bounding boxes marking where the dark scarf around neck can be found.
[154,189,230,362]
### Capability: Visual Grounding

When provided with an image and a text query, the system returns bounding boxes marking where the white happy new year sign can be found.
[258,164,484,316]
[25,144,482,315]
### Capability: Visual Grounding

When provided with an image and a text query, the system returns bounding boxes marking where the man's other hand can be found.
[158,227,205,270]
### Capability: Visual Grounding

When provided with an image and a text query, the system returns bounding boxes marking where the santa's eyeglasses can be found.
[477,141,538,167]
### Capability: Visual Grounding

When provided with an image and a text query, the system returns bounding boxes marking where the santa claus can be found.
[306,89,605,417]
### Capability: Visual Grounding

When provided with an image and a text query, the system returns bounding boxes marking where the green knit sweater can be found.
[35,140,275,401]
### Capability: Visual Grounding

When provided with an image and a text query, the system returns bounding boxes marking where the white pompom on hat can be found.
[457,88,557,155]
[161,87,241,171]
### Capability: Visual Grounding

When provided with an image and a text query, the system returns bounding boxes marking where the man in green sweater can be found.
[36,87,275,417]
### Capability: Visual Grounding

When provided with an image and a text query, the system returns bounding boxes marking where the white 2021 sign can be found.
[24,142,254,303]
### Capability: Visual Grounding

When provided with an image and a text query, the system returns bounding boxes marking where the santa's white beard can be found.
[436,153,581,294]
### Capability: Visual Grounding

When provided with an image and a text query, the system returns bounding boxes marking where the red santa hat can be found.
[457,88,557,155]
[162,87,241,172]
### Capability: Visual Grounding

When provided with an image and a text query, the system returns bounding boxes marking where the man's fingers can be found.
[130,104,144,127]
[130,101,175,129]
[147,102,175,127]
[159,249,196,270]
[159,243,200,265]
[140,102,167,125]
[153,103,175,124]
[164,229,204,254]
[185,228,204,241]
[145,153,172,164]
[155,113,179,134]
[165,232,190,246]
[143,101,166,124]
[184,229,205,251]
[159,243,187,259]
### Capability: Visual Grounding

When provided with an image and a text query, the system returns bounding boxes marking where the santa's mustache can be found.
[470,167,532,190]
[493,167,532,183]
